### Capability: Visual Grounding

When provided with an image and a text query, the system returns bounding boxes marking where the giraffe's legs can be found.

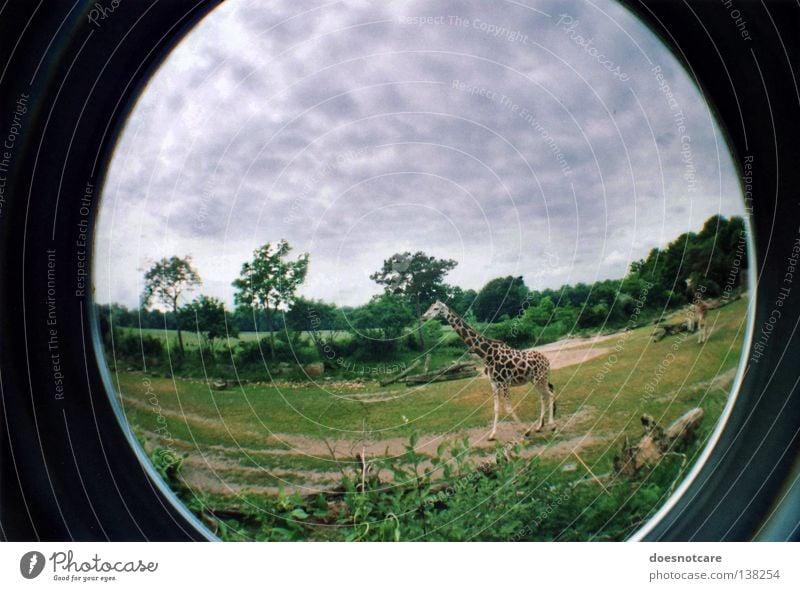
[526,380,555,434]
[547,382,556,427]
[502,387,521,423]
[488,382,501,441]
[696,314,704,343]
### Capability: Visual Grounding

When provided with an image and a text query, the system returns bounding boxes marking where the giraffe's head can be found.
[421,300,448,322]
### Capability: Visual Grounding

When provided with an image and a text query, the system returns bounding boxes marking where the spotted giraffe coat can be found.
[440,306,551,388]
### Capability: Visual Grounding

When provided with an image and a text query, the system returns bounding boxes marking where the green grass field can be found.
[112,298,748,504]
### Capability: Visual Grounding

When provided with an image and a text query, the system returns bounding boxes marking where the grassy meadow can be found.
[109,297,749,540]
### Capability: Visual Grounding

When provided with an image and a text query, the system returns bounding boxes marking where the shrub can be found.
[531,323,566,346]
[404,321,445,350]
[346,328,401,362]
[235,336,320,366]
[440,328,465,348]
[113,330,164,362]
[484,318,532,347]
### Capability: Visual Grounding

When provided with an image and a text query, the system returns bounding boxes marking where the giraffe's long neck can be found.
[441,306,493,358]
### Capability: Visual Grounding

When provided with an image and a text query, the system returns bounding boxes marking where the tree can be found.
[553,303,578,331]
[580,302,610,328]
[285,298,338,332]
[624,215,748,307]
[446,285,478,316]
[370,251,457,350]
[141,255,201,353]
[232,240,309,360]
[352,294,415,339]
[523,295,555,326]
[181,295,238,355]
[474,276,529,323]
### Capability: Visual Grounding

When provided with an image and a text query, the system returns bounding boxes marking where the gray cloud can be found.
[95,0,745,309]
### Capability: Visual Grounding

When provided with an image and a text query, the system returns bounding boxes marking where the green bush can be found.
[481,317,569,348]
[484,318,527,346]
[404,321,445,350]
[440,329,466,348]
[113,330,164,363]
[346,328,401,362]
[235,336,320,366]
[531,323,567,346]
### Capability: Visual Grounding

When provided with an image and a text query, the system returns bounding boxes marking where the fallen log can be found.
[402,360,475,379]
[379,359,421,387]
[381,359,481,387]
[432,361,476,374]
[614,408,704,477]
[665,407,704,442]
[652,319,692,342]
[404,362,478,385]
[404,369,479,385]
[652,296,742,342]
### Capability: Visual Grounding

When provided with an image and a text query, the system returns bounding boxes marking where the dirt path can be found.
[537,332,621,351]
[533,332,620,370]
[546,346,611,370]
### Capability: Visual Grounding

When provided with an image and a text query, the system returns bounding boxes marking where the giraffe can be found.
[693,299,709,343]
[686,277,709,343]
[420,301,556,440]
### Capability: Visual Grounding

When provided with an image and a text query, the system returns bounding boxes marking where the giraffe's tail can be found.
[549,382,556,416]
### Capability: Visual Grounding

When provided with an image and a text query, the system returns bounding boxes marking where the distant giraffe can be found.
[421,301,556,440]
[686,277,709,343]
[693,299,709,343]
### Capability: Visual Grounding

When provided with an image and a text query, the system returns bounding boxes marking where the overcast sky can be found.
[95,0,745,310]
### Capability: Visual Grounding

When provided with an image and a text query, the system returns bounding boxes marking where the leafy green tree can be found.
[625,215,747,306]
[563,282,591,309]
[285,298,338,332]
[181,295,238,354]
[233,240,309,360]
[231,305,258,333]
[141,255,201,352]
[553,304,578,330]
[523,295,555,326]
[580,302,609,328]
[687,215,746,297]
[136,307,169,330]
[370,251,457,350]
[474,276,529,322]
[446,286,478,316]
[332,306,353,331]
[352,294,415,339]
